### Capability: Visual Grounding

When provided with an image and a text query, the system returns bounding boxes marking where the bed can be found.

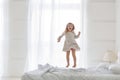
[21,63,120,80]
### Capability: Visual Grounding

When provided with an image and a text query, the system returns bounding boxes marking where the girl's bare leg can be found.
[71,49,76,68]
[66,51,70,67]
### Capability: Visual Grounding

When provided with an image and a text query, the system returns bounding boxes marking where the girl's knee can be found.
[71,48,75,51]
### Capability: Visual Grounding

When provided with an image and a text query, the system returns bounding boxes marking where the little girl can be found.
[57,22,80,68]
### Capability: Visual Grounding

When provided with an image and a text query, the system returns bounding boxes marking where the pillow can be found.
[96,62,110,70]
[38,63,53,70]
[109,64,120,74]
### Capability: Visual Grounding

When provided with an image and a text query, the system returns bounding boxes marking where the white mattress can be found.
[21,64,120,80]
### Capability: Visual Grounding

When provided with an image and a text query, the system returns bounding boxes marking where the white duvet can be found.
[21,64,120,80]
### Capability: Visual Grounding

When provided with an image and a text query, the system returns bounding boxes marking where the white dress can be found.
[59,31,80,52]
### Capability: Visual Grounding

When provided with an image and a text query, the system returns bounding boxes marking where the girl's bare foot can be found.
[66,64,69,68]
[72,64,76,68]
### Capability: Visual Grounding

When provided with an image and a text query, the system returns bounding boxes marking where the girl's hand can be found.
[78,31,80,36]
[57,37,60,42]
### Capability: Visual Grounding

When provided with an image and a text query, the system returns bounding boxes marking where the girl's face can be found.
[67,24,74,32]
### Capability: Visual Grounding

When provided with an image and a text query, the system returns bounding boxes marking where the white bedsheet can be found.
[21,64,120,80]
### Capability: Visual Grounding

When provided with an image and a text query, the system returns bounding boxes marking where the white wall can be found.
[116,0,120,62]
[3,0,28,78]
[87,0,116,67]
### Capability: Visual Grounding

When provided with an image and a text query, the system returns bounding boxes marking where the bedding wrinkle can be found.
[22,64,120,80]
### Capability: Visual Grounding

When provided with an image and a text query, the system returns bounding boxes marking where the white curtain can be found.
[0,0,9,78]
[0,0,4,76]
[0,0,7,77]
[27,0,87,71]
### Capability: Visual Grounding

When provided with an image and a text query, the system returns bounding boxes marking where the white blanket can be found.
[21,64,120,80]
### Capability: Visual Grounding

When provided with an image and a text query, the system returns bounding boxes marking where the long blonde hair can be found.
[65,22,75,33]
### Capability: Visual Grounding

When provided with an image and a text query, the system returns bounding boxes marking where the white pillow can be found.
[38,63,53,70]
[96,62,110,70]
[109,64,120,74]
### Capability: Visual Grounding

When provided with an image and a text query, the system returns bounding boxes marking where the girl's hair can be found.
[65,22,75,33]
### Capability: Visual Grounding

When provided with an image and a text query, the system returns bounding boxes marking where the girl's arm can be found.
[57,32,65,42]
[74,31,80,39]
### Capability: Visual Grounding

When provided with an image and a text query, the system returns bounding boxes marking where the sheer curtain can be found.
[0,0,8,77]
[0,0,6,77]
[27,0,87,71]
[0,0,4,76]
